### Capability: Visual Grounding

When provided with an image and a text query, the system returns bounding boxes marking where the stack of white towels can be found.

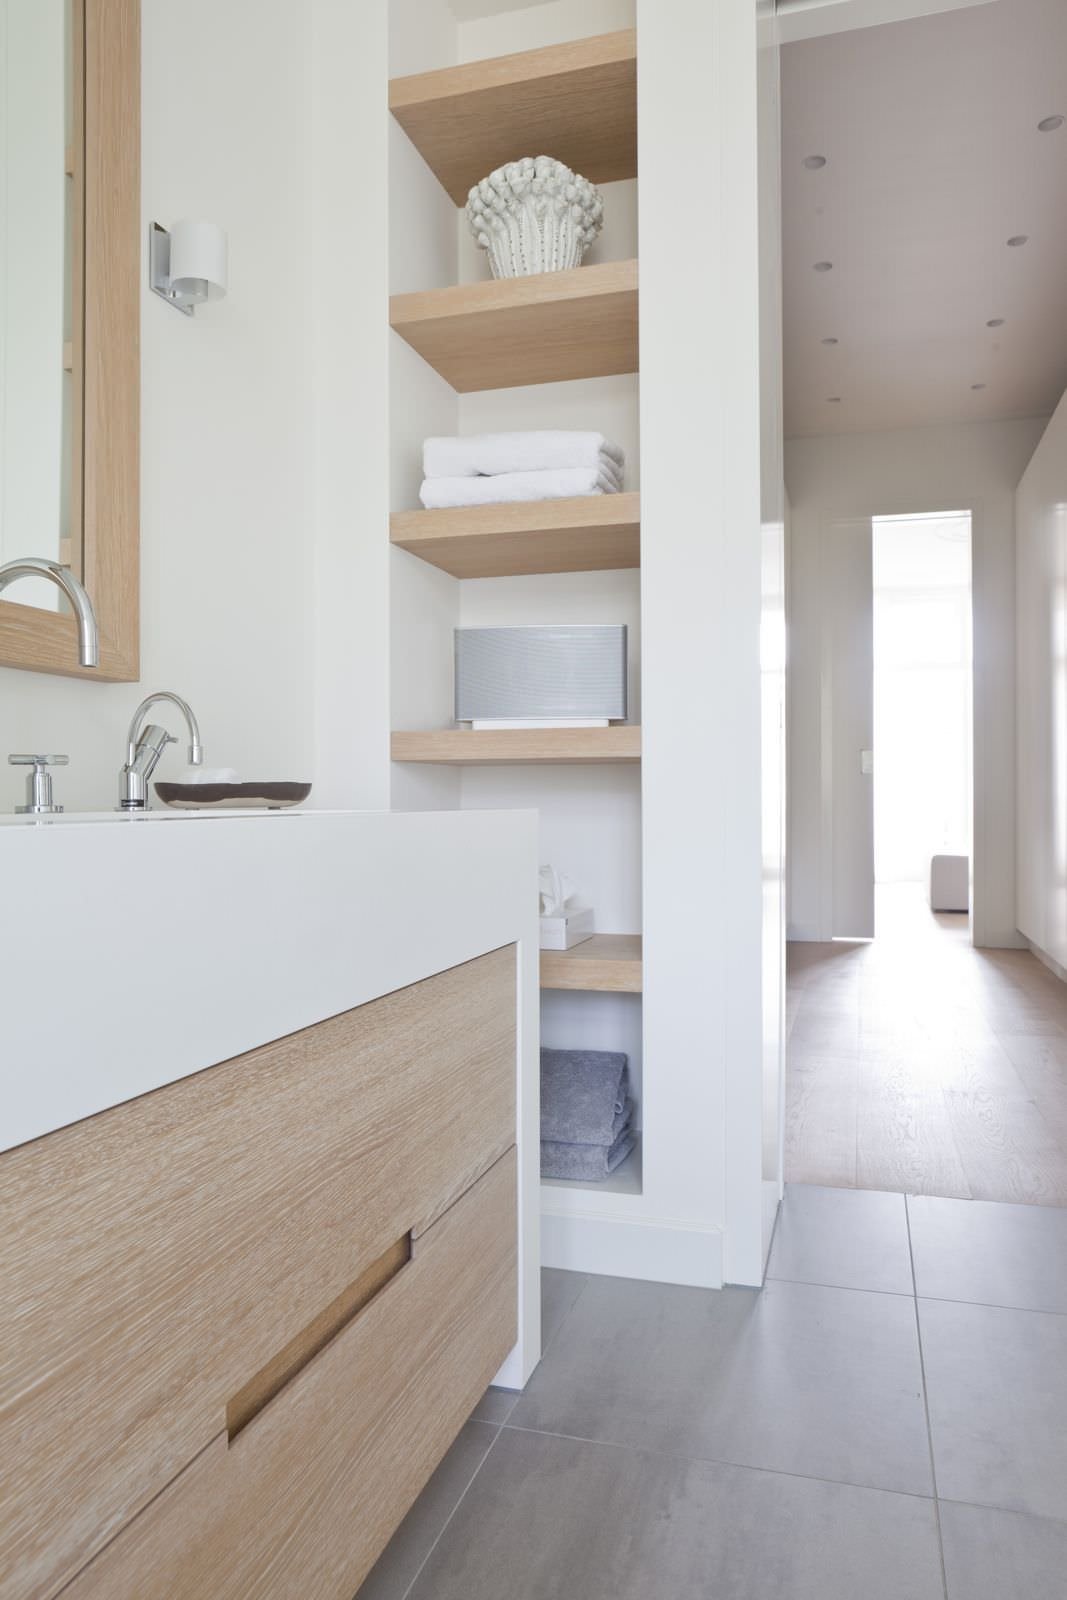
[419,430,624,510]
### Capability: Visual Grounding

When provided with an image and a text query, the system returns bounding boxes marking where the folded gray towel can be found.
[541,1127,637,1182]
[541,1048,629,1146]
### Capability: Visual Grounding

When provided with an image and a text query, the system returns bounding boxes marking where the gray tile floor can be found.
[357,1184,1067,1599]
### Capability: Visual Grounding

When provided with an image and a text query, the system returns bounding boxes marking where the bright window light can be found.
[872,513,972,885]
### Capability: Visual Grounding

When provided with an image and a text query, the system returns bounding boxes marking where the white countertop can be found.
[1,807,539,1153]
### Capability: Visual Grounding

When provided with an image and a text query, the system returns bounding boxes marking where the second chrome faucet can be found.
[119,692,203,810]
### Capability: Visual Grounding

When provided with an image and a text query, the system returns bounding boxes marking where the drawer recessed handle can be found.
[227,1232,411,1443]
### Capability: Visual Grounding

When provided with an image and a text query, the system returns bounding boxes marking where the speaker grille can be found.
[455,626,628,722]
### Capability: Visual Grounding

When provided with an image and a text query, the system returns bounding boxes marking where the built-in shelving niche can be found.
[388,23,643,1200]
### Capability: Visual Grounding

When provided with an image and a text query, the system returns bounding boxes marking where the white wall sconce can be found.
[149,220,228,316]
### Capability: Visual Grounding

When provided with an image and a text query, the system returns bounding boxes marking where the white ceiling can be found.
[781,0,1067,437]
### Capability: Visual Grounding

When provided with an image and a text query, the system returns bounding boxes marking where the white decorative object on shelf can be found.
[539,864,595,950]
[466,156,604,279]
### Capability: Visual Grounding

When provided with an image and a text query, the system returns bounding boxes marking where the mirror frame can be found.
[0,0,140,681]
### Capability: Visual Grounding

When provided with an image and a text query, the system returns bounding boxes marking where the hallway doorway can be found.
[873,512,973,932]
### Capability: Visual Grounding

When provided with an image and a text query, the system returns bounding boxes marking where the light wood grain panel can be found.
[784,1058,859,1189]
[225,1234,411,1442]
[391,492,640,579]
[944,1088,1067,1206]
[855,1081,971,1199]
[64,1151,517,1600]
[786,889,1067,1200]
[541,934,642,993]
[389,259,638,392]
[0,948,515,1600]
[392,725,641,765]
[389,29,637,204]
[0,0,140,679]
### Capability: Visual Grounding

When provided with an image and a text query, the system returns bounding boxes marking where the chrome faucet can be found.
[120,691,203,810]
[0,557,98,667]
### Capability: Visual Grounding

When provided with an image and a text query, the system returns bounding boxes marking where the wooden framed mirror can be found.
[0,0,139,680]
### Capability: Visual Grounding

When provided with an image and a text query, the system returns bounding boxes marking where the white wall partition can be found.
[1016,390,1067,971]
[388,0,462,815]
[758,0,787,1261]
[311,0,392,812]
[640,0,767,1288]
[786,416,1047,947]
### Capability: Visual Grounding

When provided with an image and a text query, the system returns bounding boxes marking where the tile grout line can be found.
[765,1272,916,1300]
[398,1275,593,1600]
[495,1419,941,1507]
[540,1276,592,1362]
[905,1193,951,1600]
[768,1267,1067,1318]
[396,1423,506,1600]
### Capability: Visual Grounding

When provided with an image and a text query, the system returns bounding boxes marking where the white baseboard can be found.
[1027,938,1067,985]
[540,1207,724,1288]
[493,1344,524,1391]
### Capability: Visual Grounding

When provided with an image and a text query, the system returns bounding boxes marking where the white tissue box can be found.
[540,907,595,950]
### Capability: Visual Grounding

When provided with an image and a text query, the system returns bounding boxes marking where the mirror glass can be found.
[0,0,76,610]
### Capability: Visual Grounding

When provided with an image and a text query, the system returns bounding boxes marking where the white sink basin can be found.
[0,807,294,826]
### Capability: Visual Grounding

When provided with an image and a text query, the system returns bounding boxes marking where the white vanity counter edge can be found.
[2,807,541,1383]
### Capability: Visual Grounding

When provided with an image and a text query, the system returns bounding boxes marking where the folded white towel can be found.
[419,465,622,510]
[423,430,625,480]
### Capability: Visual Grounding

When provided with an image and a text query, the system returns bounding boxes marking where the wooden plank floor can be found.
[786,886,1067,1205]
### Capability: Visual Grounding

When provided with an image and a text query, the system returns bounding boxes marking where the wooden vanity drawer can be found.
[63,1149,517,1600]
[0,946,516,1600]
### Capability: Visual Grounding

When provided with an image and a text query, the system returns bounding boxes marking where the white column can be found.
[638,0,768,1285]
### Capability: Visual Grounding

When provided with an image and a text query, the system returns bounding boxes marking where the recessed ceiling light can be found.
[1007,235,1029,247]
[986,318,1005,328]
[1038,115,1064,132]
[971,383,986,391]
[827,396,842,403]
[813,261,833,272]
[803,155,827,169]
[822,337,839,345]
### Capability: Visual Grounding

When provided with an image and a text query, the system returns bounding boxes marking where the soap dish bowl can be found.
[154,782,312,811]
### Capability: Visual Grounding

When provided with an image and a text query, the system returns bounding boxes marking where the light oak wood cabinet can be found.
[0,947,518,1600]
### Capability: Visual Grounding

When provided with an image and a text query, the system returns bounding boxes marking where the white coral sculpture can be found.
[465,155,604,279]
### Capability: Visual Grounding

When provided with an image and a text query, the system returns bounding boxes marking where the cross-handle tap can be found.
[120,691,203,810]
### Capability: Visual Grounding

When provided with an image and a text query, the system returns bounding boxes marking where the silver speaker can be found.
[455,625,628,726]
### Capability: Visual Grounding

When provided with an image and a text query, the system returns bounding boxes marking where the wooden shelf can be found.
[389,259,638,393]
[390,492,640,579]
[541,934,642,993]
[391,726,640,765]
[389,29,637,206]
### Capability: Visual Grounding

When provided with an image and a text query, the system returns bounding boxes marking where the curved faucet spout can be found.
[125,691,203,767]
[0,557,98,667]
[120,691,203,810]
